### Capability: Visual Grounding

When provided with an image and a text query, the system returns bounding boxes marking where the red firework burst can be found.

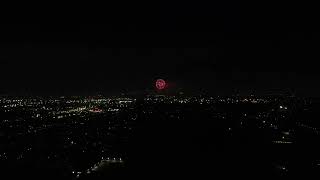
[155,79,166,90]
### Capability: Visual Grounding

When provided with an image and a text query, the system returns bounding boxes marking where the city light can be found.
[0,94,318,178]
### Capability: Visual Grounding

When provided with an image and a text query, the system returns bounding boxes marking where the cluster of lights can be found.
[81,157,124,176]
[273,141,293,144]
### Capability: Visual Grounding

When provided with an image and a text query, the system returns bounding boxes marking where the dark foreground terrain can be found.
[0,96,319,179]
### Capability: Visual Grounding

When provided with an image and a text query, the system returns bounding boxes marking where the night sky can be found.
[1,2,320,96]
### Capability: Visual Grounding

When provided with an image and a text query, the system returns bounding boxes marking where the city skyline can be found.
[1,2,320,179]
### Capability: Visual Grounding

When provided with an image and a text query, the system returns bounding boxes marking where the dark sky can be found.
[1,2,320,96]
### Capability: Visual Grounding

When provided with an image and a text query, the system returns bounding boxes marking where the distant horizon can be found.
[0,89,316,98]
